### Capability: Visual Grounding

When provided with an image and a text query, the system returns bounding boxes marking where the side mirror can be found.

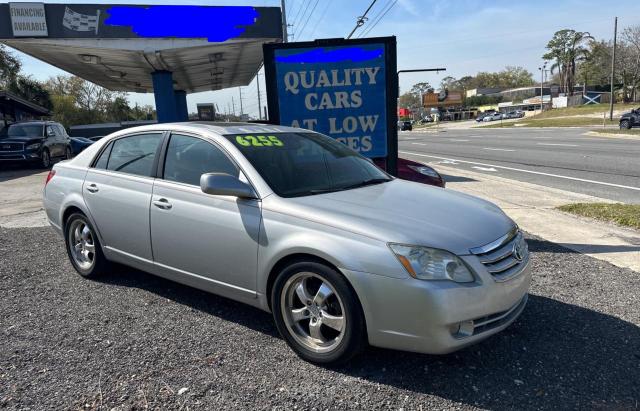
[200,173,257,199]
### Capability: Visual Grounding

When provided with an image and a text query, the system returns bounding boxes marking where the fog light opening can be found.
[454,320,475,338]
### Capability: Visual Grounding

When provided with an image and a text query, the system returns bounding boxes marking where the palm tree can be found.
[543,30,593,94]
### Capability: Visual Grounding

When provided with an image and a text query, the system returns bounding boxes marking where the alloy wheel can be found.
[280,272,346,353]
[67,219,96,271]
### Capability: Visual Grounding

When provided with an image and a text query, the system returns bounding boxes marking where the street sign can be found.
[264,37,398,171]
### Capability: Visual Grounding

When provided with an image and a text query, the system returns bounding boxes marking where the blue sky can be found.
[4,0,640,118]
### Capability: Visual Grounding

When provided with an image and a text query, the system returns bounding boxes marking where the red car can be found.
[374,157,445,188]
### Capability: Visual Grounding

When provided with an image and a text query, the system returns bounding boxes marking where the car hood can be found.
[0,136,43,144]
[276,179,515,255]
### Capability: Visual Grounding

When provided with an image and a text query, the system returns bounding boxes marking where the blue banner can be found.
[273,43,387,157]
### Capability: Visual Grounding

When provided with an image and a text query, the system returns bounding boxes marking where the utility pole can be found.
[609,16,618,121]
[232,96,236,116]
[538,62,547,113]
[280,0,288,43]
[239,87,244,117]
[256,73,262,120]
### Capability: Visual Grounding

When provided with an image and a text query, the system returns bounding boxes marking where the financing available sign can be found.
[264,38,398,159]
[9,2,48,37]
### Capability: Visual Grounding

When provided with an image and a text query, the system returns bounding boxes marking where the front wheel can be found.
[620,120,631,130]
[271,262,366,365]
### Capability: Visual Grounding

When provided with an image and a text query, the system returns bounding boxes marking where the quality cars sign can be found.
[264,37,398,162]
[9,2,48,37]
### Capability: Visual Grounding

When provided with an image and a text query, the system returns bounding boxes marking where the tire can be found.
[271,261,366,365]
[40,149,51,169]
[65,146,73,159]
[64,213,110,278]
[620,120,631,130]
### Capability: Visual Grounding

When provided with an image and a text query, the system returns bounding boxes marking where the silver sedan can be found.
[43,123,531,364]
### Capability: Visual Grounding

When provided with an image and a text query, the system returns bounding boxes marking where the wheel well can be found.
[62,206,84,228]
[265,253,362,310]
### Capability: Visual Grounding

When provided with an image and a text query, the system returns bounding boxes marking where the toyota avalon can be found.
[43,123,531,364]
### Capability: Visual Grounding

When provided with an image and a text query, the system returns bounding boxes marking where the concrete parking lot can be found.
[0,166,639,410]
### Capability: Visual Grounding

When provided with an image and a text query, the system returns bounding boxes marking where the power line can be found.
[359,0,397,38]
[347,0,378,39]
[356,0,390,38]
[290,0,306,28]
[307,0,333,39]
[297,0,319,40]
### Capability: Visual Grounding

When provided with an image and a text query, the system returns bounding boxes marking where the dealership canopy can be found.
[0,3,282,122]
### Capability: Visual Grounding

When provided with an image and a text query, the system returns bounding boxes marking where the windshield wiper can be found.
[338,177,391,191]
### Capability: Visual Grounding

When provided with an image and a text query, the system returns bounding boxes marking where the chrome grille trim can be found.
[471,228,529,282]
[0,142,25,153]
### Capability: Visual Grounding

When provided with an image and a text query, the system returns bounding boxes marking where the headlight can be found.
[407,164,440,179]
[389,243,474,283]
[26,143,41,150]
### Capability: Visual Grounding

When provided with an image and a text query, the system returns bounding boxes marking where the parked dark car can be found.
[0,121,72,168]
[619,108,640,129]
[373,157,445,188]
[69,136,95,155]
[398,120,412,131]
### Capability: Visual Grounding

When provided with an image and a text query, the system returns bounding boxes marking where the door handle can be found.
[86,184,99,193]
[153,198,172,210]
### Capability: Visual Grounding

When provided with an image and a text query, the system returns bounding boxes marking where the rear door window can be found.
[106,134,163,177]
[93,142,113,170]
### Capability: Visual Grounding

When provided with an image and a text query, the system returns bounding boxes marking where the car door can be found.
[45,125,62,157]
[83,132,164,265]
[150,132,261,295]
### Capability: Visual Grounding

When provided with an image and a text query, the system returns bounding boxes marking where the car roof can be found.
[107,122,305,137]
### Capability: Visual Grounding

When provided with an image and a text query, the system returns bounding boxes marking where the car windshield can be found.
[224,132,391,197]
[0,124,43,139]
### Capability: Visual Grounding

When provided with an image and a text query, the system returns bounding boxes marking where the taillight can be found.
[45,170,56,186]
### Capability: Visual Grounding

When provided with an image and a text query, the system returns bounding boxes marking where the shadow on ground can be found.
[528,238,640,254]
[0,165,47,182]
[442,173,477,183]
[95,257,640,409]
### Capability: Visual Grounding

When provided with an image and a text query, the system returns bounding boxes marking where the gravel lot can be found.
[1,227,638,410]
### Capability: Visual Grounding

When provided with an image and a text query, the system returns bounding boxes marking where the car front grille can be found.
[470,228,529,282]
[0,142,24,152]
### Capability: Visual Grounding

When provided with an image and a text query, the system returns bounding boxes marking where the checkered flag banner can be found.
[62,7,100,34]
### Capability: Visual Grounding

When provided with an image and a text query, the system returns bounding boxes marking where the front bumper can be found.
[341,257,531,355]
[0,152,40,161]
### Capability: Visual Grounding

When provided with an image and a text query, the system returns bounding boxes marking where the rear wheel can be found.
[64,213,110,278]
[620,120,631,129]
[272,261,366,365]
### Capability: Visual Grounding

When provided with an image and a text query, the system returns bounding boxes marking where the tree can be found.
[620,25,640,101]
[44,75,147,127]
[577,40,612,88]
[0,45,21,89]
[399,82,432,109]
[543,29,594,94]
[8,76,52,110]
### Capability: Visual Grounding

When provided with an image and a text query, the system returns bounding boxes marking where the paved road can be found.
[399,128,640,204]
[1,226,638,409]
